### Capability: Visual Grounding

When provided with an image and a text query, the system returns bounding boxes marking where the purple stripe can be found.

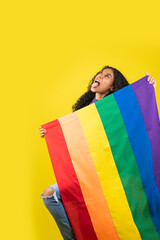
[132,76,160,192]
[89,98,98,104]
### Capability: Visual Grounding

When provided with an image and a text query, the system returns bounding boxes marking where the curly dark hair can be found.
[72,65,129,112]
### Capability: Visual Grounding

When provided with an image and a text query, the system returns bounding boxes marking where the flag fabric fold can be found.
[42,76,160,240]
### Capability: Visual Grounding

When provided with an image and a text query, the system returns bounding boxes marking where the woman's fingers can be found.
[39,129,47,134]
[40,128,47,133]
[146,73,157,88]
[148,78,157,88]
[152,80,157,88]
[39,126,47,137]
[39,126,47,131]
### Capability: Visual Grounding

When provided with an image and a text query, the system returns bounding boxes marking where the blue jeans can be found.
[40,183,76,240]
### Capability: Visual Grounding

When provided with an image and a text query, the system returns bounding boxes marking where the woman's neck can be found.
[95,91,109,100]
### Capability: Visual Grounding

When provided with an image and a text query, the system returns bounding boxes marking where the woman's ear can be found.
[109,85,114,92]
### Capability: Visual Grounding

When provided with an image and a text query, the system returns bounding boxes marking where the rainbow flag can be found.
[41,76,160,240]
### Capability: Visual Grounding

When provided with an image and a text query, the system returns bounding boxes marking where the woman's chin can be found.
[91,87,97,92]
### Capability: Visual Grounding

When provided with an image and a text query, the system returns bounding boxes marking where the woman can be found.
[39,66,156,240]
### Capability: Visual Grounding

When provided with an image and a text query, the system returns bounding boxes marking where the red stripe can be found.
[42,119,98,240]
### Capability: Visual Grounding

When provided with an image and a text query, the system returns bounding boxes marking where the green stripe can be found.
[95,95,160,240]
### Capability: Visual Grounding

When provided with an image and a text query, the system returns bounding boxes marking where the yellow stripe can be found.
[59,112,119,240]
[77,104,141,240]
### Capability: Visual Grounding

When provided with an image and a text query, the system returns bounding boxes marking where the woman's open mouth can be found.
[92,80,100,88]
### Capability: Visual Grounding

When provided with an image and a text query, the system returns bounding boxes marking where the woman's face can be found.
[91,68,115,94]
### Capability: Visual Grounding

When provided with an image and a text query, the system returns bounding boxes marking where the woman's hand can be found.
[39,126,47,138]
[146,72,157,88]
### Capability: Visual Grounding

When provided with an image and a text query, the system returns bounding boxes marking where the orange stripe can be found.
[59,112,119,240]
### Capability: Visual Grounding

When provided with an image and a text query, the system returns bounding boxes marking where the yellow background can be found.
[0,0,160,239]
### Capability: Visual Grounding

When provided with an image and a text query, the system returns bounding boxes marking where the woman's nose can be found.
[97,74,103,80]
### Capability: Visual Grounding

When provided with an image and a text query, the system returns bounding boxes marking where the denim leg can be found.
[40,183,76,240]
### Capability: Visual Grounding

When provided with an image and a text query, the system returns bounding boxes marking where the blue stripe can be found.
[113,85,160,234]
